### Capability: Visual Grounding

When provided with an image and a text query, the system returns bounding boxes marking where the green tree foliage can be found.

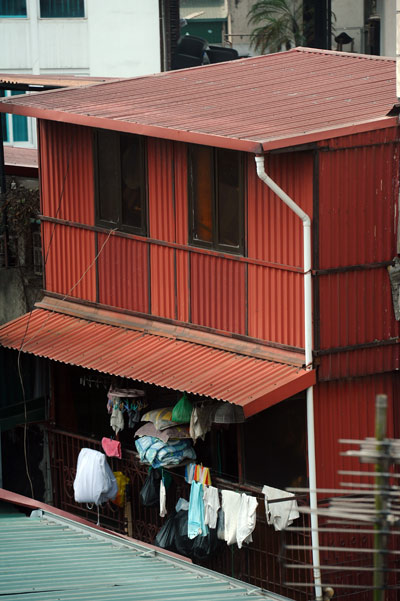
[247,0,304,54]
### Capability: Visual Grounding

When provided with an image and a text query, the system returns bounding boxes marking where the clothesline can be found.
[158,462,308,505]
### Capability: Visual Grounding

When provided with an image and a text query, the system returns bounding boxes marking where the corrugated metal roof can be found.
[3,146,38,169]
[0,73,117,88]
[0,492,292,601]
[180,0,228,20]
[0,307,315,417]
[0,48,396,152]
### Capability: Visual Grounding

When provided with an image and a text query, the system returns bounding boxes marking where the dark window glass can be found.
[189,145,243,254]
[0,0,26,17]
[95,130,147,236]
[120,134,145,230]
[217,148,241,249]
[97,131,119,224]
[40,0,84,18]
[191,145,213,244]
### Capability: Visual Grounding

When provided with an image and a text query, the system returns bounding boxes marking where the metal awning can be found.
[0,306,315,417]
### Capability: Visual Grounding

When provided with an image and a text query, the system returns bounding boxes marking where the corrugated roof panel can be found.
[0,308,315,417]
[0,499,292,601]
[0,48,396,152]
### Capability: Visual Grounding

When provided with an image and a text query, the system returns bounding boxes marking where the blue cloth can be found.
[188,481,208,539]
[135,436,196,468]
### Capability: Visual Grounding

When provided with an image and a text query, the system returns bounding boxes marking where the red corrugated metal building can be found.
[1,48,399,599]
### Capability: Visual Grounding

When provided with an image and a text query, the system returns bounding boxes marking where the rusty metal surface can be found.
[316,127,400,379]
[0,308,315,416]
[0,49,397,152]
[148,137,174,242]
[150,245,175,319]
[42,222,96,302]
[314,374,396,491]
[190,253,246,335]
[97,233,149,314]
[40,121,94,226]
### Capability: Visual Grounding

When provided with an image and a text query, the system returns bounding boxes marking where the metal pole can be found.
[373,394,389,601]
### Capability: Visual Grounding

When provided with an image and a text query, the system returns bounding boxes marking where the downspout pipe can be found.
[255,155,322,601]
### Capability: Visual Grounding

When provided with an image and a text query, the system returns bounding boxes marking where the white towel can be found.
[160,479,167,517]
[236,493,258,549]
[221,490,242,545]
[203,485,220,529]
[262,485,299,531]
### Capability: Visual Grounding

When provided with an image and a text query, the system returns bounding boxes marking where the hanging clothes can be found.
[221,490,242,545]
[110,406,124,435]
[189,405,214,442]
[262,485,300,531]
[194,464,212,486]
[160,478,167,517]
[203,485,220,529]
[188,481,208,539]
[236,493,258,549]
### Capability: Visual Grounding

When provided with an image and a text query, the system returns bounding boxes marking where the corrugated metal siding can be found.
[190,254,246,334]
[0,308,314,415]
[316,127,400,379]
[97,234,149,314]
[176,249,189,323]
[150,245,175,319]
[40,120,94,225]
[246,151,313,347]
[247,266,304,348]
[314,374,395,491]
[148,137,175,242]
[318,129,399,269]
[43,222,96,301]
[247,152,313,265]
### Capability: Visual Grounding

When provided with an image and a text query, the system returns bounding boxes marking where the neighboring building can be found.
[0,48,399,599]
[180,0,229,45]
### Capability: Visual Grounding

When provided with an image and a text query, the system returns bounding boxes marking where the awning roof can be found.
[0,306,315,417]
[0,489,293,601]
[0,48,397,152]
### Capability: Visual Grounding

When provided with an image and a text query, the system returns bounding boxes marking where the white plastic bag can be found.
[73,448,118,506]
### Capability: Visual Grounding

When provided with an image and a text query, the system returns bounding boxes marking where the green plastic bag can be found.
[171,392,193,423]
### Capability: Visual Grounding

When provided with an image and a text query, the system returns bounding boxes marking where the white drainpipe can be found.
[255,155,322,601]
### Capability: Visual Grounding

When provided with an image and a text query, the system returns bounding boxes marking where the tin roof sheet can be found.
[0,307,315,417]
[0,490,291,601]
[0,48,397,152]
[3,146,38,169]
[0,73,116,89]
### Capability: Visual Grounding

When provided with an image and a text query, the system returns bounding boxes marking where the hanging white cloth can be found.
[110,407,124,434]
[262,485,299,531]
[236,493,258,549]
[203,485,220,529]
[221,490,242,545]
[189,405,214,442]
[160,479,167,517]
[73,448,118,506]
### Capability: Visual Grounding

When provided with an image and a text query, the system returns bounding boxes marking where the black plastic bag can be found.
[139,468,161,507]
[173,509,193,557]
[154,511,177,551]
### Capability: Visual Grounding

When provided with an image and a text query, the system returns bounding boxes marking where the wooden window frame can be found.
[94,129,148,237]
[188,144,244,255]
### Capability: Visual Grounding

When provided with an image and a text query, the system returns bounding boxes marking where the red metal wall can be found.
[316,127,400,379]
[314,373,397,491]
[42,222,96,302]
[39,120,94,225]
[247,151,314,347]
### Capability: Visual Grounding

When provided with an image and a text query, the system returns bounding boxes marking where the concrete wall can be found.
[227,0,258,56]
[0,0,161,77]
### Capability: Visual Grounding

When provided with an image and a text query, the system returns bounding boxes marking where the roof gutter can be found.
[255,155,322,601]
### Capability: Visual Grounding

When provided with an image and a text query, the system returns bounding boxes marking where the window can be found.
[0,0,26,17]
[95,130,147,235]
[1,90,35,146]
[189,145,244,254]
[40,0,84,18]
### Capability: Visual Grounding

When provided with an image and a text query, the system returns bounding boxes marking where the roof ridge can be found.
[294,46,395,62]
